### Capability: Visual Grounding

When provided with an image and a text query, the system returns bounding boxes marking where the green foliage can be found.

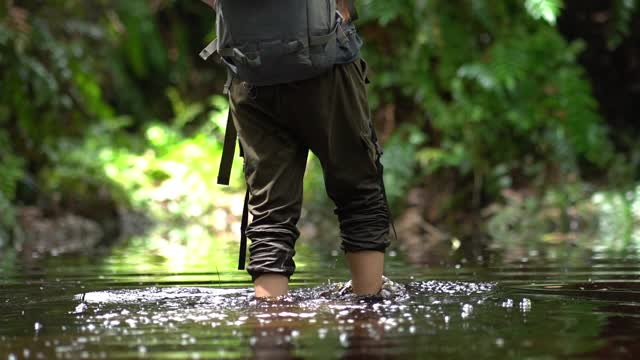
[591,186,640,250]
[0,190,15,247]
[41,94,234,222]
[0,2,118,221]
[1,0,639,246]
[101,122,227,220]
[608,0,639,49]
[360,0,616,203]
[0,130,23,202]
[0,5,113,143]
[524,0,564,24]
[381,126,424,210]
[0,1,226,233]
[452,28,611,168]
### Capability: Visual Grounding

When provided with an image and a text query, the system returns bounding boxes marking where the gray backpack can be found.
[200,0,348,88]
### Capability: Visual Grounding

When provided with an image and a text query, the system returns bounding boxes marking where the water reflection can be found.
[3,274,640,358]
[1,228,640,358]
[48,281,496,358]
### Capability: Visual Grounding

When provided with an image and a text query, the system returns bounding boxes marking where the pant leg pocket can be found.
[356,58,370,84]
[359,132,381,168]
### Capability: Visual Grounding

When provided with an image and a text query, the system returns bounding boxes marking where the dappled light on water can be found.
[14,281,503,359]
[1,233,640,358]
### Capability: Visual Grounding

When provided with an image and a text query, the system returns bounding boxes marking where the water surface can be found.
[1,231,639,359]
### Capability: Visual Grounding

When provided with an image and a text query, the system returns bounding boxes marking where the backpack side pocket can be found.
[307,0,337,72]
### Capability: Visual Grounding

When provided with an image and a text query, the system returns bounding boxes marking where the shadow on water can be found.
[1,231,639,359]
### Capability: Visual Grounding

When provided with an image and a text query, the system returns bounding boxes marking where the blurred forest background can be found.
[1,0,639,262]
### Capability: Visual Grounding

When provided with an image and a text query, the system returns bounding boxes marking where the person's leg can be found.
[346,251,384,295]
[229,80,308,298]
[283,59,391,296]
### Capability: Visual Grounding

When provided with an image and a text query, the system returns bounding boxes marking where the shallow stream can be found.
[1,231,639,359]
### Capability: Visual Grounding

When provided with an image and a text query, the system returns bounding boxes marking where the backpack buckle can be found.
[233,48,262,67]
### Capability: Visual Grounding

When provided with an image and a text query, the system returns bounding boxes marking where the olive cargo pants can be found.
[229,59,391,280]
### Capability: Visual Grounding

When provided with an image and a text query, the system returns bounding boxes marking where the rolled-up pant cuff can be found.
[336,192,391,253]
[246,235,296,282]
[342,239,390,253]
[249,270,294,283]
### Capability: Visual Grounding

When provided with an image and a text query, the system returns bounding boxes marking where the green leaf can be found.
[524,0,564,24]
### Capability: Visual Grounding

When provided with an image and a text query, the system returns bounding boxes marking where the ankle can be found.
[346,251,385,296]
[254,274,289,298]
[351,275,383,296]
